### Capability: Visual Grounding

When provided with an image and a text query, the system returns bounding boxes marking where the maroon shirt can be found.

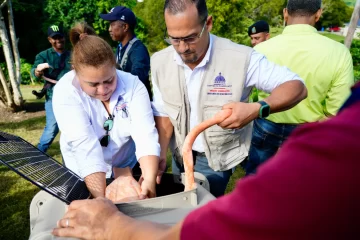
[181,102,360,240]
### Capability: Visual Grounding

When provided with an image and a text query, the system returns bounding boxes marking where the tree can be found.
[345,0,360,48]
[133,0,166,53]
[0,0,23,109]
[321,0,353,28]
[206,0,249,44]
[45,0,140,47]
[134,0,251,53]
[244,0,286,27]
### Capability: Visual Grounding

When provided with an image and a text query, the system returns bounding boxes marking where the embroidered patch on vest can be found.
[207,72,232,95]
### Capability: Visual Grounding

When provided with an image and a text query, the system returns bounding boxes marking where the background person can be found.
[30,24,71,153]
[53,22,160,201]
[248,20,270,47]
[100,6,152,100]
[151,0,307,197]
[246,0,354,174]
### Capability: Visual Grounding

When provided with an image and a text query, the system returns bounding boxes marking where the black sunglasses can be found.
[100,115,114,147]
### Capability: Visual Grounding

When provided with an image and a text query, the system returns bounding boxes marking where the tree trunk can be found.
[0,65,13,107]
[345,0,360,49]
[7,0,21,85]
[0,1,23,108]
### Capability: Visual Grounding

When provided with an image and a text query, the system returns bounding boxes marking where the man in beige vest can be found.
[151,0,307,197]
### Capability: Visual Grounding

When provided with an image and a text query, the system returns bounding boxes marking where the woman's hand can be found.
[139,178,156,199]
[138,156,159,198]
[105,175,143,203]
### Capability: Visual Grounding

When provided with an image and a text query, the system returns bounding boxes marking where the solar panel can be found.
[0,131,90,204]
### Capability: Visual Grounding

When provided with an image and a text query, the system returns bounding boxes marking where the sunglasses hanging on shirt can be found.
[99,95,129,147]
[100,114,114,147]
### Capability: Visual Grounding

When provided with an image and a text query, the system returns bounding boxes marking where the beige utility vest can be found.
[151,35,253,171]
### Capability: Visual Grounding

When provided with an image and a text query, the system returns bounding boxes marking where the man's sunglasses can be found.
[100,115,114,147]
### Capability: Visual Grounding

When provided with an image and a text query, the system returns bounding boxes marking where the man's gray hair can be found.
[287,0,321,16]
[164,0,208,23]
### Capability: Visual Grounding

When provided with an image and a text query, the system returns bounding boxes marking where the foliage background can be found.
[3,0,355,62]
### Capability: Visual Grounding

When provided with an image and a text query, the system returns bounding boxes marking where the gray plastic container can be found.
[29,172,215,240]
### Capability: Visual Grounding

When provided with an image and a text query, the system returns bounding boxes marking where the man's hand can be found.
[52,198,128,240]
[105,175,143,203]
[52,198,180,240]
[35,63,51,77]
[218,102,260,129]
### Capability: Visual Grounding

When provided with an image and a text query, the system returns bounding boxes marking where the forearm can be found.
[113,167,133,178]
[42,76,57,84]
[263,80,307,113]
[138,156,159,181]
[84,172,106,198]
[155,116,173,159]
[108,213,181,240]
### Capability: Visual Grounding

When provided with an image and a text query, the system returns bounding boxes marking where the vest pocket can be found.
[203,105,234,134]
[164,102,181,134]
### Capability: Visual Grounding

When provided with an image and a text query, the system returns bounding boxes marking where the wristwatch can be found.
[258,101,271,118]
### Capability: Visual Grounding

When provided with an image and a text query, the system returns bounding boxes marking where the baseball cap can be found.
[99,6,137,28]
[48,25,64,38]
[248,20,270,36]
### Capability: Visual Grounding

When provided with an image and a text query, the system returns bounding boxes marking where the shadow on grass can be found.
[0,116,46,131]
[23,101,44,113]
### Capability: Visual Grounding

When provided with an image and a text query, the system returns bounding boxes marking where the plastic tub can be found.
[29,172,215,240]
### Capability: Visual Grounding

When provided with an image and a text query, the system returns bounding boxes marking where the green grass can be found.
[0,85,61,240]
[319,32,345,42]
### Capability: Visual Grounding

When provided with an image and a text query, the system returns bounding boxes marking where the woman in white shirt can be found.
[53,22,160,201]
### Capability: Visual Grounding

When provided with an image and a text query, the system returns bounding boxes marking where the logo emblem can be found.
[207,72,232,96]
[214,72,226,86]
[50,25,59,32]
[251,26,256,34]
[115,96,129,118]
[109,7,115,13]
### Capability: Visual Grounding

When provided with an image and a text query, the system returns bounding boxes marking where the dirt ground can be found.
[0,101,45,123]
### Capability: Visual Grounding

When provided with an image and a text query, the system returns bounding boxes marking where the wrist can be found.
[113,167,133,178]
[106,212,133,240]
[138,156,159,180]
[256,100,271,118]
[251,102,262,118]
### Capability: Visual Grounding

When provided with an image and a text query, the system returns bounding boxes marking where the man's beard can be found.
[180,51,198,64]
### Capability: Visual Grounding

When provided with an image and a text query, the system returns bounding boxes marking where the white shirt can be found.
[53,70,160,178]
[152,35,303,152]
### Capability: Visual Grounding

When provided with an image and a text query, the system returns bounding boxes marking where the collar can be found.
[282,24,318,35]
[119,36,136,50]
[173,34,213,69]
[50,47,64,55]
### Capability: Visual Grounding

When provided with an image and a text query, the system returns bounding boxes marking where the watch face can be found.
[261,105,271,118]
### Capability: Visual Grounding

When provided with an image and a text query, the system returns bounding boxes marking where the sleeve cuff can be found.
[135,143,160,160]
[79,164,108,179]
